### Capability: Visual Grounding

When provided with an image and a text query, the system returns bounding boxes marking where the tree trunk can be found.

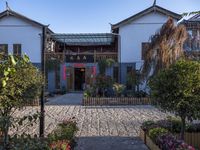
[3,115,10,149]
[180,116,186,140]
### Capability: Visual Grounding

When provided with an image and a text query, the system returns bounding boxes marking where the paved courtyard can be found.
[11,94,170,150]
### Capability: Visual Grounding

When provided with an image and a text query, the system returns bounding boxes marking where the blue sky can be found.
[0,0,199,33]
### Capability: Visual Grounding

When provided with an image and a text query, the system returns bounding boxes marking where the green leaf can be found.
[4,70,9,76]
[23,54,30,63]
[10,55,16,65]
[2,80,6,87]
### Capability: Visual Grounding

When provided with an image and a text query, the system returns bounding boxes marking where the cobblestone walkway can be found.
[12,105,169,150]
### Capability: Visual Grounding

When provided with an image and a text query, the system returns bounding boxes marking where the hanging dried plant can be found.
[142,17,188,79]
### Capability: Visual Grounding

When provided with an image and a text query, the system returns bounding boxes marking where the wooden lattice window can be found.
[13,44,22,56]
[0,44,8,55]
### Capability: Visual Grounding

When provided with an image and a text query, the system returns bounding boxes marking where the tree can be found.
[96,58,115,96]
[142,18,188,79]
[127,69,141,92]
[95,74,113,97]
[98,58,115,75]
[0,55,43,149]
[149,60,200,140]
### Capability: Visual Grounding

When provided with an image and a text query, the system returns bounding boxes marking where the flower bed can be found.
[140,118,200,149]
[6,117,78,150]
[82,97,151,106]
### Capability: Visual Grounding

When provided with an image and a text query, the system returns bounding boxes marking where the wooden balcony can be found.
[44,52,118,63]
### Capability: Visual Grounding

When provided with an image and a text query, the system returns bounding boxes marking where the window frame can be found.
[0,44,8,56]
[13,44,22,56]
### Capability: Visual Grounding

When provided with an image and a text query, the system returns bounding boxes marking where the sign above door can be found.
[65,55,94,63]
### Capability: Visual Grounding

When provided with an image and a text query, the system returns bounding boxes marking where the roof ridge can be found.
[112,5,181,30]
[188,13,200,21]
[0,9,47,27]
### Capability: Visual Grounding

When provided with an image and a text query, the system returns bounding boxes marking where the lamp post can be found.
[39,26,47,137]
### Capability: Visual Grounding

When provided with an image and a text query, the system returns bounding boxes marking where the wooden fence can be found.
[82,97,151,106]
[175,132,200,148]
[25,99,40,106]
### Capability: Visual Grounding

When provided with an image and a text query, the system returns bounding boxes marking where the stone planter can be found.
[146,135,160,150]
[139,128,146,144]
[140,128,200,149]
[139,128,160,150]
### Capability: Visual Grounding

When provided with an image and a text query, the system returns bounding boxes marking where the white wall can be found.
[0,16,42,63]
[119,12,178,70]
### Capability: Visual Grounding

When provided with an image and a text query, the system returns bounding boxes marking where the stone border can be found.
[139,128,160,150]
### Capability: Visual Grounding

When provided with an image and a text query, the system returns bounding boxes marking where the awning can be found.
[50,33,116,46]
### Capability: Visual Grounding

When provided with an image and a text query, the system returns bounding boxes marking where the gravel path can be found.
[11,105,169,150]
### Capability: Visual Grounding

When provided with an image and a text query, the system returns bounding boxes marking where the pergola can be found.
[45,33,119,63]
[50,33,115,46]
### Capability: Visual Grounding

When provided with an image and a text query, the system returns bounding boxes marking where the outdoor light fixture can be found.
[80,68,85,72]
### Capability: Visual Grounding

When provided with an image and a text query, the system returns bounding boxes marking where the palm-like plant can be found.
[142,17,188,79]
[98,58,115,75]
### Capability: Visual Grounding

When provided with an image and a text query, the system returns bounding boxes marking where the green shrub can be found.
[10,135,49,150]
[48,117,78,148]
[141,121,159,132]
[113,83,125,97]
[149,60,200,140]
[149,127,168,142]
[84,86,96,98]
[167,116,183,133]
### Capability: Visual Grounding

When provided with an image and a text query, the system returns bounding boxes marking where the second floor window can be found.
[13,44,22,56]
[142,42,150,60]
[0,44,8,55]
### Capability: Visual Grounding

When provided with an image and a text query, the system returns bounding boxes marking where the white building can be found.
[112,4,181,87]
[0,9,52,67]
[0,4,185,92]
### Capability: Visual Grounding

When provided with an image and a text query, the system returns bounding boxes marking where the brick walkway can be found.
[11,105,169,150]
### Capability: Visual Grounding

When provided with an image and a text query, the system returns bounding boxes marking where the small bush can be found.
[141,121,159,132]
[113,83,125,97]
[48,117,78,149]
[157,116,182,133]
[149,127,168,142]
[9,135,49,150]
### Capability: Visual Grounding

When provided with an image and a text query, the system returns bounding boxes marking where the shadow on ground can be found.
[45,93,83,106]
[75,136,149,150]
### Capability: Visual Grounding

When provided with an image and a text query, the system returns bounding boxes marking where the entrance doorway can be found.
[74,68,85,91]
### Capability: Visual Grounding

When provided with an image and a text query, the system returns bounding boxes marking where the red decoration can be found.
[92,66,96,75]
[74,63,85,68]
[63,65,66,80]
